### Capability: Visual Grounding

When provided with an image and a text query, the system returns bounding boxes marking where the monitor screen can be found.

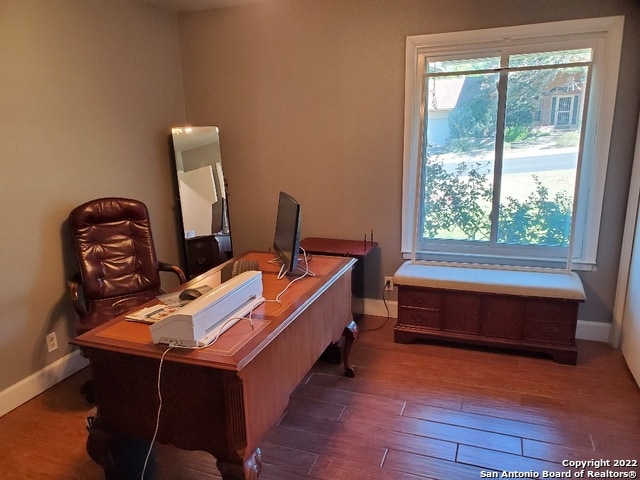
[273,191,301,276]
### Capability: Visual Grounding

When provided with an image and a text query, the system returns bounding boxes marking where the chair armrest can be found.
[159,262,187,285]
[67,272,87,316]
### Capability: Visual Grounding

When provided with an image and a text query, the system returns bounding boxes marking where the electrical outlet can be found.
[384,276,394,291]
[46,332,58,353]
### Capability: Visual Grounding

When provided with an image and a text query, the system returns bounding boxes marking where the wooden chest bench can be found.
[393,262,586,364]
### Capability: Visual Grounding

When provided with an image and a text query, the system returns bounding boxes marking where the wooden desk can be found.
[72,251,355,480]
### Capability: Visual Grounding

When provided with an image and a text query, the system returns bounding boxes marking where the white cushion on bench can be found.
[393,262,585,301]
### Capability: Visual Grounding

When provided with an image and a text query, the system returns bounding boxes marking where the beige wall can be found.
[177,0,640,324]
[0,1,186,392]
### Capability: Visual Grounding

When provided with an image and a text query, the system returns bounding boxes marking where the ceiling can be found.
[139,0,254,12]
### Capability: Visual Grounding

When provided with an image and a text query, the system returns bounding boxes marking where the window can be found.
[402,17,624,270]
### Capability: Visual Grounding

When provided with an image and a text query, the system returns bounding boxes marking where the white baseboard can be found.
[356,297,398,319]
[575,319,612,343]
[0,350,89,418]
[357,298,612,344]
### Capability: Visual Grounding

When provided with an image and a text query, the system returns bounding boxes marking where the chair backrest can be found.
[68,197,162,303]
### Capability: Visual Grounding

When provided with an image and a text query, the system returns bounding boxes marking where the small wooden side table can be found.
[300,237,379,300]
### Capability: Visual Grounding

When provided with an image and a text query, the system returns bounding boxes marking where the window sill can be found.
[401,251,596,272]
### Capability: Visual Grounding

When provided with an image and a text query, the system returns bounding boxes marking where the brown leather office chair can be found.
[68,197,186,337]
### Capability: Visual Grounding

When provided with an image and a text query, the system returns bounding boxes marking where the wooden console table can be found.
[72,251,355,480]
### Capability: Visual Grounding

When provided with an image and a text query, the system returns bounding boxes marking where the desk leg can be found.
[86,427,157,480]
[343,320,358,378]
[217,448,262,480]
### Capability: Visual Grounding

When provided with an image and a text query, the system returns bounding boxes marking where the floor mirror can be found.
[171,126,232,278]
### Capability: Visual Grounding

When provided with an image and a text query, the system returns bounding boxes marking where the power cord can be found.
[359,278,392,332]
[140,344,174,480]
[272,247,315,281]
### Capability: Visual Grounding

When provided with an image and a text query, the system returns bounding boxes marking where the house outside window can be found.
[402,17,624,270]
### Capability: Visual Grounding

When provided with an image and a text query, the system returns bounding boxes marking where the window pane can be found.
[427,56,500,74]
[497,65,588,247]
[422,72,499,241]
[508,48,592,68]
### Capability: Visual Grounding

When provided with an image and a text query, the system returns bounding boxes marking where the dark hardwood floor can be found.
[2,314,639,479]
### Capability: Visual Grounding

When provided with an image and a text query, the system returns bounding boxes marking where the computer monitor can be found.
[272,191,301,277]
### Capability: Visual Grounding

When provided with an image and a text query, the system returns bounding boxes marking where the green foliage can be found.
[554,131,580,148]
[448,75,498,140]
[449,137,474,153]
[503,70,542,127]
[497,176,572,246]
[504,125,531,144]
[423,158,493,241]
[423,159,572,246]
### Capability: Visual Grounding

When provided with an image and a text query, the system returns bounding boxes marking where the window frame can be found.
[401,16,624,271]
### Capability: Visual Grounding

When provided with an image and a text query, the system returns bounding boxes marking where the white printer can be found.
[150,270,265,347]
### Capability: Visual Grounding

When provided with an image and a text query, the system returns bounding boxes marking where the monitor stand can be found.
[273,255,313,280]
